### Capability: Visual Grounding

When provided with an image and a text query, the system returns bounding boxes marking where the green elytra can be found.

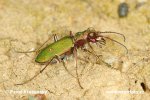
[35,30,86,63]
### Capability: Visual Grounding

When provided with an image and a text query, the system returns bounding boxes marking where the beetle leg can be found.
[82,48,102,58]
[99,36,128,54]
[15,59,52,85]
[82,48,122,70]
[15,55,75,85]
[96,42,102,48]
[69,31,74,37]
[77,56,89,63]
[99,38,106,45]
[53,55,76,78]
[16,34,59,54]
[96,39,106,48]
[61,60,76,78]
[87,42,98,57]
[35,35,55,54]
[37,34,59,52]
[70,30,84,88]
[15,54,66,85]
[73,47,84,89]
[16,35,56,54]
[53,34,58,42]
[70,31,77,44]
[70,30,84,86]
[81,48,112,67]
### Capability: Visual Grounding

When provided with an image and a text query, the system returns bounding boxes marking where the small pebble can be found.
[118,2,129,18]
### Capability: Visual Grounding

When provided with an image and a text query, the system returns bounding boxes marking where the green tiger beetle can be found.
[15,28,128,89]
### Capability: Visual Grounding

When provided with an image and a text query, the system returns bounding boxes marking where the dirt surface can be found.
[0,0,150,100]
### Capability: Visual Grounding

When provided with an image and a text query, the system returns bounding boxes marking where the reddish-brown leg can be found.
[69,31,84,89]
[15,59,52,85]
[73,47,84,89]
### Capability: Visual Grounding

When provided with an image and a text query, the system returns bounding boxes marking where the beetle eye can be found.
[89,33,94,37]
[87,27,95,32]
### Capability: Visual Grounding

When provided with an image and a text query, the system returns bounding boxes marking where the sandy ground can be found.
[0,0,150,100]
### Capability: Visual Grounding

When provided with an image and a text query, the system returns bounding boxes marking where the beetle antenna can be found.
[98,32,126,42]
[100,36,128,54]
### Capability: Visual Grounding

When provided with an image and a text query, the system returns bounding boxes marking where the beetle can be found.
[16,28,128,89]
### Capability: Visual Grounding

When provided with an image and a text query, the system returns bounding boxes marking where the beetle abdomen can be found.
[35,36,74,63]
